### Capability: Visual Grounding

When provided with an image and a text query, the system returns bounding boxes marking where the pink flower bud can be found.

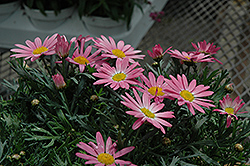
[148,44,172,61]
[52,74,66,89]
[159,11,165,16]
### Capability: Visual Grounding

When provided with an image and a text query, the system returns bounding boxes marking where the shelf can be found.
[0,0,168,49]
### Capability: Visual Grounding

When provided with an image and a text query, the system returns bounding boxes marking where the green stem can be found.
[41,57,52,76]
[132,126,141,146]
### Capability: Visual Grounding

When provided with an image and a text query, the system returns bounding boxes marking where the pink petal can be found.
[77,142,98,157]
[132,118,145,130]
[114,146,134,158]
[96,132,105,153]
[75,153,97,160]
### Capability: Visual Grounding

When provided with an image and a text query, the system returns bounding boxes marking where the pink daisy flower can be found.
[66,38,102,73]
[192,40,220,55]
[93,58,144,90]
[10,33,58,62]
[136,72,170,103]
[169,49,215,63]
[213,94,247,128]
[76,131,135,166]
[147,44,172,61]
[191,40,222,64]
[121,88,175,134]
[165,74,215,115]
[93,35,145,63]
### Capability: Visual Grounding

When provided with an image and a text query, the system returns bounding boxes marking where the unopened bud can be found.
[152,62,159,67]
[235,143,244,151]
[225,83,234,93]
[90,95,99,101]
[114,124,119,129]
[20,151,25,156]
[162,137,171,145]
[31,99,39,106]
[12,154,21,160]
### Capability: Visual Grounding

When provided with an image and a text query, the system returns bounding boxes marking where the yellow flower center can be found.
[225,107,234,114]
[180,90,194,102]
[141,107,155,118]
[97,153,115,165]
[184,56,192,61]
[148,87,165,96]
[112,49,126,58]
[73,56,90,65]
[112,73,126,82]
[32,46,48,55]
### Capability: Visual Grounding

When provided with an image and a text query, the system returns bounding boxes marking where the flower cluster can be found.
[149,11,165,22]
[8,33,249,165]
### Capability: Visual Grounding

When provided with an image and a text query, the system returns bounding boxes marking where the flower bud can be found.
[235,143,244,151]
[114,124,119,129]
[90,95,99,101]
[55,34,70,58]
[152,62,159,67]
[31,99,39,106]
[162,137,171,146]
[225,83,234,93]
[12,154,21,160]
[20,151,25,156]
[23,61,30,69]
[52,73,66,89]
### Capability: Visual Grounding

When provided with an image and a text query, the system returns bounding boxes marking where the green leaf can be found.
[56,109,72,131]
[237,112,250,118]
[169,156,180,166]
[189,146,220,165]
[195,116,208,130]
[0,140,7,160]
[179,160,198,166]
[145,63,159,77]
[42,139,55,148]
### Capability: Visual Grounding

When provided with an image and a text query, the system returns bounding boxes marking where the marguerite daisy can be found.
[76,131,135,166]
[213,94,247,128]
[137,72,170,103]
[191,40,222,64]
[10,33,58,61]
[66,38,102,73]
[93,35,145,63]
[121,88,175,134]
[93,58,144,90]
[165,74,215,115]
[169,49,215,64]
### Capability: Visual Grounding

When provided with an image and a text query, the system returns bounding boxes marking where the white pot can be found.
[24,5,75,30]
[0,1,20,23]
[82,16,128,36]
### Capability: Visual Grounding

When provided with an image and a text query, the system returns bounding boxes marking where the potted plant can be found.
[0,0,20,23]
[23,0,77,30]
[78,0,147,36]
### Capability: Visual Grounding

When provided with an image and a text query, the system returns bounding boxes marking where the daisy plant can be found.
[4,34,250,166]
